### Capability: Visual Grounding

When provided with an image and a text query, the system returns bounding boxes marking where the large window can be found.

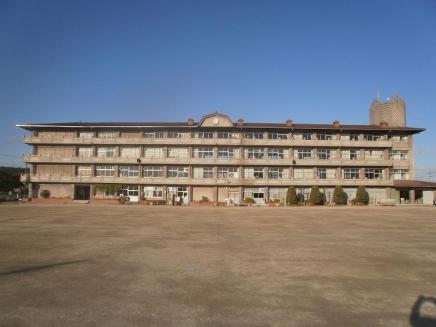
[119,165,140,177]
[98,131,118,138]
[296,149,312,160]
[95,165,116,177]
[294,169,314,179]
[341,149,358,160]
[268,148,284,160]
[365,168,383,179]
[244,131,264,139]
[389,150,408,160]
[143,166,163,178]
[168,148,189,158]
[143,186,164,199]
[217,131,238,139]
[343,168,360,179]
[218,148,235,159]
[317,168,336,179]
[317,149,330,160]
[120,147,140,158]
[193,147,214,159]
[167,131,189,138]
[217,167,239,178]
[268,131,288,140]
[78,147,93,158]
[79,131,94,138]
[317,133,333,140]
[144,130,164,138]
[144,147,164,158]
[364,134,383,141]
[192,131,214,139]
[97,147,116,158]
[365,150,383,159]
[77,166,92,177]
[244,167,264,179]
[342,133,359,141]
[246,148,264,159]
[193,167,214,178]
[390,169,409,180]
[268,167,283,179]
[167,166,189,178]
[390,135,408,142]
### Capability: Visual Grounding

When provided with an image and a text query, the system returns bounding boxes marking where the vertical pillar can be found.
[214,186,219,203]
[409,190,416,204]
[28,183,33,198]
[188,186,193,204]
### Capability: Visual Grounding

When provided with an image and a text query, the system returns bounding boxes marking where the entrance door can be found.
[168,187,189,205]
[126,186,139,203]
[228,192,240,205]
[74,185,90,200]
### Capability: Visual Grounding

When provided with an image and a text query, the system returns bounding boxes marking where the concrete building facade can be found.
[18,97,436,205]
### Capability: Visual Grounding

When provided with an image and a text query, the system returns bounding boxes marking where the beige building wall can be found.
[192,187,215,202]
[38,130,76,138]
[37,146,75,157]
[37,165,74,176]
[38,183,73,198]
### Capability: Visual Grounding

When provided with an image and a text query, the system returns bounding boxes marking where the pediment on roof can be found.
[198,113,234,127]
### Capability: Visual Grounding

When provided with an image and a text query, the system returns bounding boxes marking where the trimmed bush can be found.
[199,196,210,203]
[333,185,347,205]
[40,189,50,199]
[244,197,255,204]
[286,186,298,205]
[355,186,369,205]
[309,186,323,205]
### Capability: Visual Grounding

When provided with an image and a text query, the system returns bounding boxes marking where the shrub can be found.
[355,186,369,205]
[309,186,323,205]
[333,185,347,205]
[244,197,255,204]
[40,189,50,199]
[286,186,298,205]
[118,196,128,204]
[199,196,210,203]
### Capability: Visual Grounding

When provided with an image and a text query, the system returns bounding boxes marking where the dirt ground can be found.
[0,204,436,327]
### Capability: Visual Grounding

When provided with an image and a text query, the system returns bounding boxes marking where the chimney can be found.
[187,118,194,126]
[237,118,244,126]
[380,121,389,128]
[286,119,293,127]
[333,120,340,127]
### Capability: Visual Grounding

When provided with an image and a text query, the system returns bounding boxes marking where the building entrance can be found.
[74,185,90,200]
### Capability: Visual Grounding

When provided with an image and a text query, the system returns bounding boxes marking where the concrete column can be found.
[337,167,342,179]
[214,186,218,203]
[409,190,416,204]
[264,186,269,203]
[359,149,365,160]
[28,183,33,198]
[359,168,365,180]
[289,166,294,179]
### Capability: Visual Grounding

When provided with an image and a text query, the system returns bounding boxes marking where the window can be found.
[296,149,312,160]
[192,131,214,139]
[390,135,408,142]
[98,131,118,138]
[293,169,314,179]
[77,166,92,177]
[268,148,284,160]
[78,147,93,158]
[365,150,383,159]
[302,132,312,140]
[95,165,116,177]
[268,167,283,179]
[342,149,358,160]
[168,148,189,158]
[79,131,94,138]
[389,150,408,160]
[364,134,382,141]
[343,168,360,179]
[244,131,264,139]
[390,169,409,180]
[365,168,383,179]
[317,149,330,160]
[167,131,189,138]
[194,147,214,159]
[268,132,288,140]
[97,147,116,158]
[143,166,163,178]
[342,133,359,141]
[317,133,333,140]
[167,166,189,178]
[217,131,238,139]
[218,167,239,178]
[317,168,327,179]
[246,148,264,159]
[144,130,164,138]
[218,148,235,159]
[120,147,140,158]
[144,147,164,158]
[193,167,214,178]
[143,186,164,199]
[244,168,264,179]
[119,165,140,177]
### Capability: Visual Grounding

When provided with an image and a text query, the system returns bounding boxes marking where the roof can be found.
[394,180,436,189]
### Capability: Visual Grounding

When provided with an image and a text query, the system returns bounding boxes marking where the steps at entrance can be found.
[72,200,90,204]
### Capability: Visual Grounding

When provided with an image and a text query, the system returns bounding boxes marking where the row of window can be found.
[76,146,408,160]
[79,165,409,180]
[74,130,409,141]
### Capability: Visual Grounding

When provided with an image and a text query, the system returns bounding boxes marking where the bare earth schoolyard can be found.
[0,204,436,327]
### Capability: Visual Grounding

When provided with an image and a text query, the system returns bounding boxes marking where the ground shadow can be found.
[410,295,436,327]
[0,260,88,276]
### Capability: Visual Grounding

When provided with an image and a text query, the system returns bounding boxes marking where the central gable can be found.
[198,113,234,127]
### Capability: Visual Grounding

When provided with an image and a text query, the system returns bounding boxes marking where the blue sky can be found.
[1,0,435,174]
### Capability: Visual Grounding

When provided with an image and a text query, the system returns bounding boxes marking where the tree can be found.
[309,186,323,205]
[286,186,298,205]
[355,186,369,205]
[333,185,347,205]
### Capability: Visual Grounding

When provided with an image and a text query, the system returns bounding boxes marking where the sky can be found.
[0,0,435,175]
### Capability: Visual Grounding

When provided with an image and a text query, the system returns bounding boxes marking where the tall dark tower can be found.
[369,94,406,127]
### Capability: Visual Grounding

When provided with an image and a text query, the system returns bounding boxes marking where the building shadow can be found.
[410,295,436,327]
[0,260,88,276]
